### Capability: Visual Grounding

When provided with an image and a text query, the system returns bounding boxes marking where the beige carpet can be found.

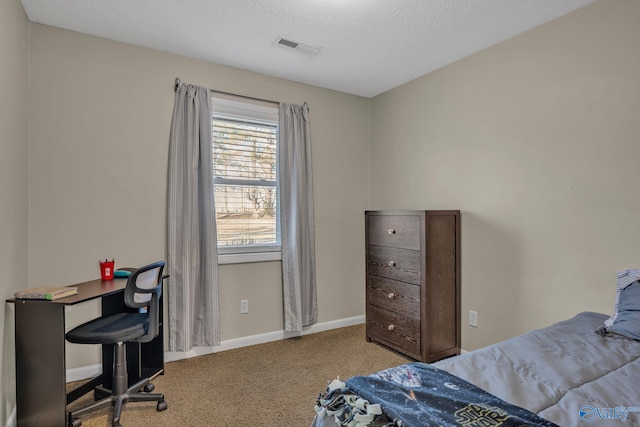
[68,324,410,426]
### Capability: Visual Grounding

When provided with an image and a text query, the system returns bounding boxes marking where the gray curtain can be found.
[279,102,317,332]
[167,82,220,351]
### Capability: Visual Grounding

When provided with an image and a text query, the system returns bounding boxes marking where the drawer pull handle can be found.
[387,324,395,331]
[388,292,396,299]
[388,261,396,267]
[388,229,396,235]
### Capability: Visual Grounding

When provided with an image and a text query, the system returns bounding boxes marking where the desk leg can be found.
[15,300,66,427]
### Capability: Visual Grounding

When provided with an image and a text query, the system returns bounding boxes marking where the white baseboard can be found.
[66,363,101,383]
[7,317,458,427]
[165,315,365,362]
[62,315,365,381]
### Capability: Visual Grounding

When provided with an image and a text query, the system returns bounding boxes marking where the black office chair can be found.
[66,261,168,427]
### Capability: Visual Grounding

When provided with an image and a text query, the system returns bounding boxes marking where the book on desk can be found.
[14,286,79,301]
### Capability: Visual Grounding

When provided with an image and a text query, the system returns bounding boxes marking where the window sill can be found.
[218,251,282,265]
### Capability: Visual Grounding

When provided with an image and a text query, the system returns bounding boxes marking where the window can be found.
[211,95,280,263]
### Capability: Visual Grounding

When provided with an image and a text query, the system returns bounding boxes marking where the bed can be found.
[311,311,640,427]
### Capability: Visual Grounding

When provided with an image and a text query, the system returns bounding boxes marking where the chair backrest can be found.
[124,261,165,343]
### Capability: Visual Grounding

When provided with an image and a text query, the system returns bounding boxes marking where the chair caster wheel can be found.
[68,416,82,427]
[157,400,168,411]
[143,383,155,392]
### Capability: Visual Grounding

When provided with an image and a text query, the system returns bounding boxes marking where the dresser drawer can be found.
[367,215,420,250]
[367,276,420,320]
[367,245,420,285]
[367,304,420,358]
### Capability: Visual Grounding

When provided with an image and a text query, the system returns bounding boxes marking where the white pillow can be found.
[604,269,640,328]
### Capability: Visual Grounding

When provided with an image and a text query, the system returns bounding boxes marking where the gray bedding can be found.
[312,312,640,426]
[434,312,640,426]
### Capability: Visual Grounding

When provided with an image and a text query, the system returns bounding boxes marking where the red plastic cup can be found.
[100,260,115,280]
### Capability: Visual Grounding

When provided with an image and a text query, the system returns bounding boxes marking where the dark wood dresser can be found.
[365,210,461,362]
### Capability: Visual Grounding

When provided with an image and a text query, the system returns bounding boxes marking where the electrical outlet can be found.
[469,310,478,328]
[240,299,249,314]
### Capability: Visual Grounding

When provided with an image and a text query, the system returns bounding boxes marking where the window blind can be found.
[212,115,279,248]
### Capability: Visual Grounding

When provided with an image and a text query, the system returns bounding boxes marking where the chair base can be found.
[68,342,167,427]
[68,377,167,427]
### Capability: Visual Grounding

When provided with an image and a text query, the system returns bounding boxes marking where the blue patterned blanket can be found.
[317,362,558,427]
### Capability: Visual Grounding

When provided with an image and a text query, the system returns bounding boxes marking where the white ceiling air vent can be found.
[273,36,322,56]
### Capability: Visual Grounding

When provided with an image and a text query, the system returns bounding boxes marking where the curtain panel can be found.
[279,102,318,332]
[167,82,220,351]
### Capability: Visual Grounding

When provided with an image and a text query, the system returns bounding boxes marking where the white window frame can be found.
[211,95,281,264]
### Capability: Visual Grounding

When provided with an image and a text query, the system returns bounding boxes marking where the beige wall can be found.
[0,0,29,421]
[370,0,640,350]
[5,0,638,420]
[27,24,370,368]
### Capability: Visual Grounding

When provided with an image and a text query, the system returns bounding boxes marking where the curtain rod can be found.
[174,77,279,106]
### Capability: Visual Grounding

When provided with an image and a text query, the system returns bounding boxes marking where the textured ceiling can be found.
[20,0,595,98]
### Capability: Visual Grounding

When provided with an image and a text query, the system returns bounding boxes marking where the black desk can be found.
[9,278,164,427]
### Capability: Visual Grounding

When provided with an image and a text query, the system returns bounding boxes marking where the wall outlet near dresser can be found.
[469,310,478,327]
[240,299,249,314]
